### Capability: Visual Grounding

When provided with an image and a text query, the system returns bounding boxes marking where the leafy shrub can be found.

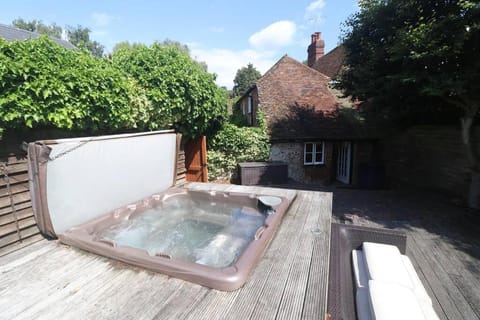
[0,37,150,134]
[112,43,227,139]
[207,112,270,180]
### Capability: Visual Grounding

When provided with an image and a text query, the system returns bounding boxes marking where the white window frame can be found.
[247,95,253,114]
[304,142,325,165]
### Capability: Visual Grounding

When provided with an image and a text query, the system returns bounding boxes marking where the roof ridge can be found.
[0,22,42,37]
[287,55,331,80]
[0,23,76,49]
[258,55,330,86]
[318,45,343,59]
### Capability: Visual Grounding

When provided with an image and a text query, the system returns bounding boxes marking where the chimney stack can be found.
[307,32,325,67]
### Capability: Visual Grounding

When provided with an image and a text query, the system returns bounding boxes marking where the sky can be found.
[0,0,359,88]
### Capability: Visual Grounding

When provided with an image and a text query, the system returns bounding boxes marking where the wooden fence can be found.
[0,149,187,257]
[0,155,41,256]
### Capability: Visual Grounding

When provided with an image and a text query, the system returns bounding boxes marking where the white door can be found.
[336,141,352,184]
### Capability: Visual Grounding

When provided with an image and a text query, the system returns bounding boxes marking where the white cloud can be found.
[189,21,302,88]
[190,45,277,89]
[306,0,326,12]
[248,20,297,49]
[91,12,117,27]
[305,0,326,24]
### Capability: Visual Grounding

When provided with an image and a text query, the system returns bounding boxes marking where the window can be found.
[247,95,253,114]
[304,142,325,165]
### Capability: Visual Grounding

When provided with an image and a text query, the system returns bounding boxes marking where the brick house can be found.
[236,32,382,186]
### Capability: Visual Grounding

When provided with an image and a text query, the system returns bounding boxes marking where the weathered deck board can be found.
[0,183,332,320]
[411,226,480,319]
[408,230,469,320]
[300,192,332,320]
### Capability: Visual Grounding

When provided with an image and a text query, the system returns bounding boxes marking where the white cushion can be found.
[356,287,373,320]
[368,280,426,320]
[419,299,441,320]
[352,250,369,289]
[363,242,413,289]
[401,255,432,305]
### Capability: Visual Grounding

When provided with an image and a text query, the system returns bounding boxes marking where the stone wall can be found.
[270,142,334,184]
[382,125,474,199]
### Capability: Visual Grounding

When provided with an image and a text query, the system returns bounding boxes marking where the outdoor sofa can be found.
[327,222,439,320]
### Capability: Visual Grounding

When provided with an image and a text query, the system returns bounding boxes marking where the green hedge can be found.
[0,37,226,139]
[0,37,150,133]
[112,43,226,139]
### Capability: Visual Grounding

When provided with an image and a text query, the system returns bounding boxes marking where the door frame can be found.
[185,136,208,182]
[336,141,352,184]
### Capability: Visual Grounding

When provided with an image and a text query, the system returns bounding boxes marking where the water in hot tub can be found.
[97,195,266,268]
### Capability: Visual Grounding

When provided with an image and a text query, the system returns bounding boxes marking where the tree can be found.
[12,18,62,38]
[67,25,105,57]
[339,0,480,206]
[232,63,262,97]
[112,42,227,139]
[112,41,143,53]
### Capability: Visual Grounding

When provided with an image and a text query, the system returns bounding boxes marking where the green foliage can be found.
[229,105,248,126]
[232,63,262,97]
[112,42,227,139]
[67,25,105,57]
[256,107,268,131]
[0,37,149,133]
[12,18,62,38]
[340,0,480,121]
[112,41,144,53]
[207,120,270,180]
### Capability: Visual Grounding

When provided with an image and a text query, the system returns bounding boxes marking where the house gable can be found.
[254,55,338,137]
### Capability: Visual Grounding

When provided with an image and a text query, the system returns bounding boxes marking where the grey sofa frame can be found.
[327,222,407,320]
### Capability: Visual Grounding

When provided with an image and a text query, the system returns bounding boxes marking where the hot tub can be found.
[28,131,293,290]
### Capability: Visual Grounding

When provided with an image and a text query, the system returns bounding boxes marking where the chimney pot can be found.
[307,32,325,67]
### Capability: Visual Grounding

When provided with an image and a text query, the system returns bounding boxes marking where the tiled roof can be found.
[312,45,345,79]
[240,54,380,141]
[256,55,337,116]
[0,23,76,49]
[250,55,341,140]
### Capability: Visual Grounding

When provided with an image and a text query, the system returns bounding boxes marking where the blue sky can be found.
[0,0,359,88]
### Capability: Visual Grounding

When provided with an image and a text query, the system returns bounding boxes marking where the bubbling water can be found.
[97,196,266,268]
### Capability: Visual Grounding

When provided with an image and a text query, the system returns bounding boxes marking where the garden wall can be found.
[382,125,476,200]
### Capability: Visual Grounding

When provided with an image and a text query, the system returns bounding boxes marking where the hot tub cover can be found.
[28,130,181,238]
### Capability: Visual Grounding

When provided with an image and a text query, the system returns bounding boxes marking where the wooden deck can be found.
[329,187,480,320]
[0,183,332,320]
